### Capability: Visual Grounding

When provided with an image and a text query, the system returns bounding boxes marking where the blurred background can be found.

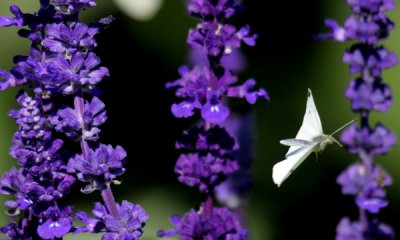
[1,0,400,239]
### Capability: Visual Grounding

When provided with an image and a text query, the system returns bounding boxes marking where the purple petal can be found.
[172,101,196,118]
[201,102,230,124]
[37,218,72,239]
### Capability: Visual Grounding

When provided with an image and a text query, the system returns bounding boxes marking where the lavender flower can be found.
[51,96,107,141]
[161,0,266,238]
[37,206,74,239]
[320,0,397,238]
[336,217,394,240]
[175,153,239,193]
[43,22,99,55]
[0,1,148,239]
[158,207,247,239]
[167,65,267,124]
[215,114,254,209]
[337,163,392,213]
[51,0,96,14]
[76,201,148,239]
[67,144,126,193]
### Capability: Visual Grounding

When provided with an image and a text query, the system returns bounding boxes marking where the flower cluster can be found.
[167,1,268,125]
[0,1,147,239]
[158,207,247,239]
[321,0,397,238]
[76,201,148,239]
[159,0,267,238]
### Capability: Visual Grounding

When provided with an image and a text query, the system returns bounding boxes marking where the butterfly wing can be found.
[286,89,323,156]
[280,139,314,147]
[272,143,317,187]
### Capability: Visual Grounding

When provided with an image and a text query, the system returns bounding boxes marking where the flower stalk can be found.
[320,0,397,238]
[158,0,268,238]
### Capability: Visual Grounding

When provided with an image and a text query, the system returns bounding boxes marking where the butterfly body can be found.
[273,89,344,187]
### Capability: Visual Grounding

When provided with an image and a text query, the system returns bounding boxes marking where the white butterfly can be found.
[272,89,353,187]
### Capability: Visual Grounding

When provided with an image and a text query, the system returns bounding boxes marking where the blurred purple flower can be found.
[176,126,236,151]
[337,163,391,213]
[336,217,394,240]
[344,78,392,112]
[175,153,238,193]
[336,217,364,240]
[342,45,397,79]
[321,0,396,236]
[158,207,247,239]
[189,48,247,73]
[340,123,396,156]
[163,0,262,237]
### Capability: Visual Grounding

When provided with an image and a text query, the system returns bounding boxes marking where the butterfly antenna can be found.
[330,118,356,136]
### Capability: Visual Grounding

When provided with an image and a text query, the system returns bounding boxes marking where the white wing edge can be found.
[280,139,314,147]
[305,88,323,135]
[272,144,316,187]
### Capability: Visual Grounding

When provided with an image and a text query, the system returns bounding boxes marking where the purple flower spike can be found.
[0,0,149,239]
[164,0,261,237]
[37,206,73,239]
[175,153,239,193]
[67,144,126,193]
[158,207,247,239]
[337,163,391,213]
[51,96,107,141]
[322,0,396,236]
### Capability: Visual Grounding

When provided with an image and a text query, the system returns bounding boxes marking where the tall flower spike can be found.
[0,1,147,239]
[160,0,267,238]
[320,0,397,238]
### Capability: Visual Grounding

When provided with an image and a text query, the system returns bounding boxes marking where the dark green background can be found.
[0,1,400,239]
